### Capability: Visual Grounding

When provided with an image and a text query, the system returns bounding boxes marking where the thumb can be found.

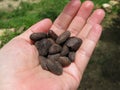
[19,18,52,43]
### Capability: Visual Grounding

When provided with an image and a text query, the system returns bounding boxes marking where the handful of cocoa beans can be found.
[30,30,82,75]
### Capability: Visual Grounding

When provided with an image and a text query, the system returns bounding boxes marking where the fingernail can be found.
[84,1,94,8]
[97,9,105,16]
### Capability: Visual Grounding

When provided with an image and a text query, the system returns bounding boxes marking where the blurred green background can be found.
[0,0,120,90]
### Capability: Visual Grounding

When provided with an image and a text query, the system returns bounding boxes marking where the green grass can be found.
[0,30,19,47]
[0,0,68,29]
[0,0,69,47]
[82,0,110,4]
[0,0,111,29]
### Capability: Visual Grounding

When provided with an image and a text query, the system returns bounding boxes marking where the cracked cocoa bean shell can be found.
[49,44,62,54]
[46,60,63,75]
[65,37,82,51]
[60,45,69,56]
[35,39,53,56]
[47,30,58,40]
[30,32,47,42]
[68,52,75,62]
[56,31,71,44]
[58,56,71,67]
[48,54,60,62]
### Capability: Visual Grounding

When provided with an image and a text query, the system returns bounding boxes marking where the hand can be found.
[0,0,105,90]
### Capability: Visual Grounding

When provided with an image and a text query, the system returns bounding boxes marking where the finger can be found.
[78,9,105,39]
[51,0,81,35]
[87,9,105,24]
[19,19,52,43]
[75,24,102,76]
[68,1,94,36]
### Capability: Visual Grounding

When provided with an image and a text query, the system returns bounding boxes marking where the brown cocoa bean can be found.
[47,38,55,44]
[54,61,63,75]
[65,37,82,51]
[60,45,69,56]
[48,54,60,61]
[39,56,48,70]
[30,32,47,42]
[49,44,62,54]
[47,30,58,40]
[58,56,71,67]
[29,30,82,76]
[35,39,53,56]
[46,60,63,75]
[56,31,71,44]
[68,52,75,62]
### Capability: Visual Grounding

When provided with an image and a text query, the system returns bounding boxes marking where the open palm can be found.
[0,0,105,90]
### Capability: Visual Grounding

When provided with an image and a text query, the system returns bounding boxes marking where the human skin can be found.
[0,0,105,90]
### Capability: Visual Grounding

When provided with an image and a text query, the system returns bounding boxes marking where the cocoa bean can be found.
[54,61,63,75]
[35,39,53,56]
[60,45,69,56]
[47,38,55,44]
[48,54,60,61]
[56,31,71,44]
[46,60,63,75]
[29,30,83,76]
[49,44,62,54]
[47,30,58,40]
[39,56,48,70]
[65,37,82,51]
[68,52,75,62]
[30,32,47,42]
[58,56,71,67]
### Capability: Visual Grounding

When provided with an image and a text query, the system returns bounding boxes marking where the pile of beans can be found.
[30,30,82,75]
